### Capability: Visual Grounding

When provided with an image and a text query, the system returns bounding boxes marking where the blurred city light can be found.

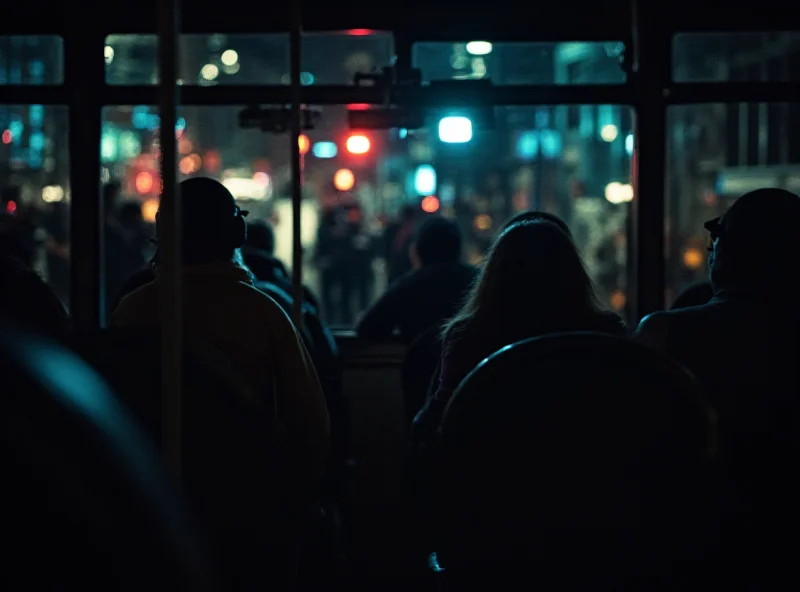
[421,195,440,213]
[142,198,159,223]
[312,142,337,158]
[333,168,355,191]
[346,134,370,154]
[625,133,634,155]
[135,171,155,194]
[466,41,493,56]
[221,49,238,66]
[414,165,437,195]
[438,116,473,143]
[604,181,634,204]
[600,124,619,142]
[299,134,310,155]
[200,64,219,81]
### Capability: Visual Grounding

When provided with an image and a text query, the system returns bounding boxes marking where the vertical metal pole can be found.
[65,29,103,330]
[290,0,304,326]
[158,0,183,477]
[631,0,668,319]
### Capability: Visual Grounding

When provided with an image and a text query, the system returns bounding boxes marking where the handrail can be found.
[158,0,183,479]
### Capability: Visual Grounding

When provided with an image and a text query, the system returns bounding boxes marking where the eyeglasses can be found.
[703,217,723,251]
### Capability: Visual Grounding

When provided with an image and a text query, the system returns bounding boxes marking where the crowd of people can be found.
[2,177,798,588]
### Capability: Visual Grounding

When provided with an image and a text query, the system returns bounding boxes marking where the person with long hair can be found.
[413,219,625,438]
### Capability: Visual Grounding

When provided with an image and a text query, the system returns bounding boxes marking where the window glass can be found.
[673,32,800,82]
[104,32,393,85]
[0,105,70,305]
[104,104,634,326]
[413,41,627,85]
[0,35,64,84]
[665,102,800,305]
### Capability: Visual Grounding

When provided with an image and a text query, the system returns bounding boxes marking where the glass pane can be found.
[0,36,64,84]
[105,32,393,85]
[103,104,633,326]
[673,32,800,82]
[665,103,800,305]
[0,105,70,306]
[413,42,626,85]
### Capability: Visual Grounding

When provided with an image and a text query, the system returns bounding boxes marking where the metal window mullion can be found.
[632,0,670,320]
[289,1,304,326]
[158,0,183,479]
[64,31,104,331]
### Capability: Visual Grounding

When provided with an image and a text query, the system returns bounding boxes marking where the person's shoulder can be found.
[593,310,628,335]
[237,281,298,326]
[634,309,684,349]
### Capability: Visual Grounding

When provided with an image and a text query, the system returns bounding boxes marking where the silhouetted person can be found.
[357,216,476,344]
[242,220,319,310]
[414,219,625,440]
[636,188,800,586]
[671,280,713,309]
[384,205,416,286]
[113,177,330,490]
[0,186,38,268]
[503,210,572,236]
[104,184,146,319]
[0,255,69,338]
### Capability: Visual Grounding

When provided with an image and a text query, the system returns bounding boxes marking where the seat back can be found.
[401,325,443,425]
[68,328,285,590]
[1,321,215,591]
[433,332,716,582]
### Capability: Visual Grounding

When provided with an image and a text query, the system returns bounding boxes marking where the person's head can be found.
[443,220,599,340]
[503,210,572,237]
[245,220,275,256]
[0,255,69,338]
[706,188,800,292]
[671,281,714,310]
[118,201,143,232]
[399,205,415,223]
[155,177,248,266]
[103,182,122,218]
[411,216,462,268]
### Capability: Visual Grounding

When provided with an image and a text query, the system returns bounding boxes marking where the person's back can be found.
[671,280,714,309]
[357,216,476,344]
[0,255,69,338]
[112,178,330,489]
[636,189,800,578]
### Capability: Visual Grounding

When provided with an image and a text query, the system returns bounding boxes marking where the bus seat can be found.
[430,332,716,588]
[1,321,216,591]
[401,325,443,426]
[67,328,292,591]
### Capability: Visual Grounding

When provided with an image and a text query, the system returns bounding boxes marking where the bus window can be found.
[666,102,800,304]
[673,32,800,83]
[412,41,627,85]
[104,31,393,86]
[0,105,70,306]
[0,35,63,85]
[102,103,633,326]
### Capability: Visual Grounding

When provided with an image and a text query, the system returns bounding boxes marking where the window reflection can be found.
[0,36,63,85]
[673,32,800,82]
[104,32,394,85]
[413,41,627,85]
[0,105,70,305]
[666,102,800,304]
[102,104,633,325]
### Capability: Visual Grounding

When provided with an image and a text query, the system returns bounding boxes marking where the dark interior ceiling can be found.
[3,0,799,37]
